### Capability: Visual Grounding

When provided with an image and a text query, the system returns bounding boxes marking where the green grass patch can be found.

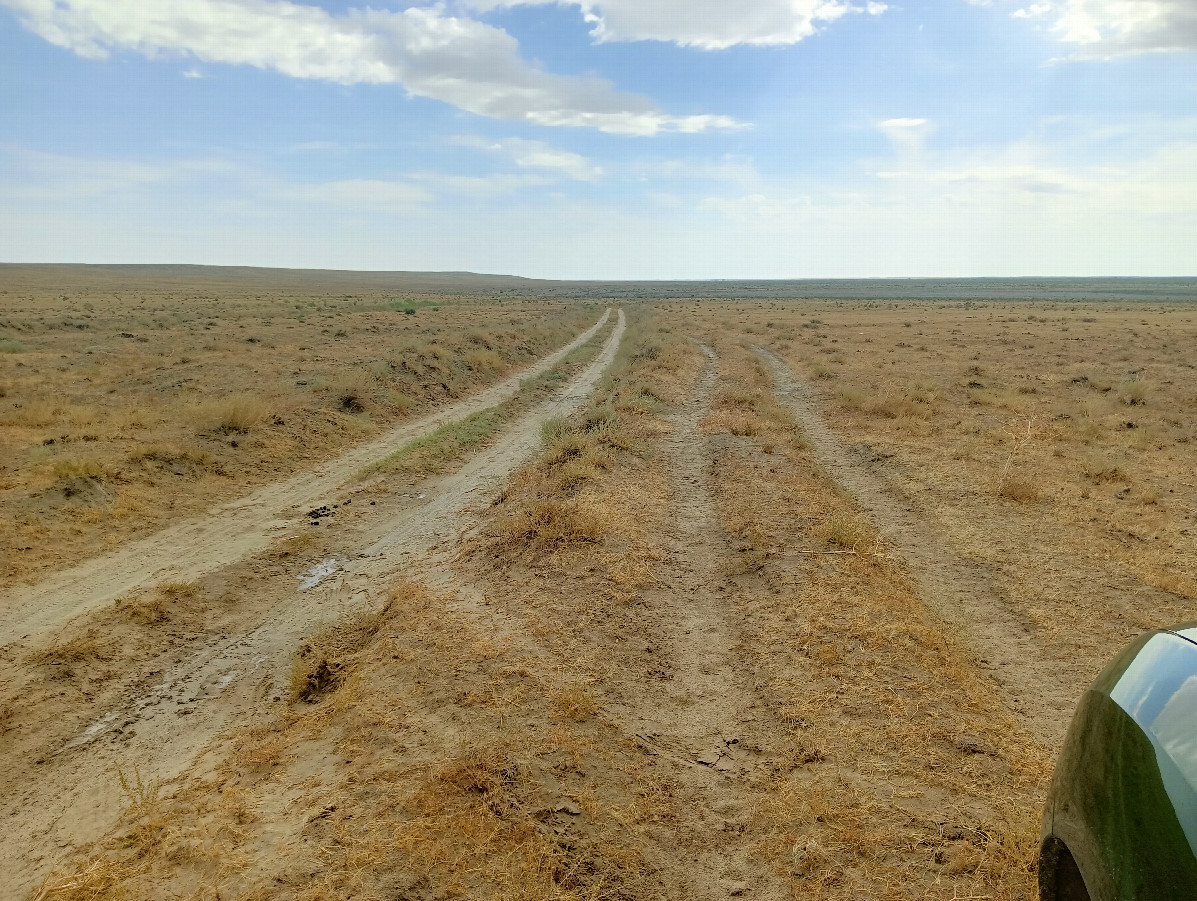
[377,298,442,315]
[362,406,512,478]
[359,317,612,481]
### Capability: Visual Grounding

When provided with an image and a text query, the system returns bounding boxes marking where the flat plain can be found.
[2,268,1195,900]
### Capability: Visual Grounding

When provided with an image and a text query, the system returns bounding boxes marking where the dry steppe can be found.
[2,270,1195,901]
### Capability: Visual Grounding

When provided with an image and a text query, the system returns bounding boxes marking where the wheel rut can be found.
[756,345,1077,745]
[0,310,613,652]
[1,312,627,897]
[612,343,787,901]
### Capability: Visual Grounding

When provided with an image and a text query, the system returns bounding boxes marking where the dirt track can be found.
[16,303,1181,900]
[610,343,787,899]
[756,346,1077,742]
[0,310,612,652]
[0,311,624,895]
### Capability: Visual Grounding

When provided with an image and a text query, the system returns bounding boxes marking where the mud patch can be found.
[298,558,340,591]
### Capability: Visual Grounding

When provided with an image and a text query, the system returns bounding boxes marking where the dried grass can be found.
[207,394,266,433]
[706,343,1047,900]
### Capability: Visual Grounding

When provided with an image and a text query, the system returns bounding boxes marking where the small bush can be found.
[1081,455,1130,483]
[210,395,265,433]
[465,347,505,373]
[551,683,599,721]
[159,581,198,599]
[1118,379,1150,406]
[540,415,569,445]
[497,496,606,546]
[128,444,215,470]
[50,457,117,498]
[338,389,366,414]
[811,363,836,381]
[815,510,873,552]
[51,457,112,483]
[437,745,523,803]
[0,339,27,353]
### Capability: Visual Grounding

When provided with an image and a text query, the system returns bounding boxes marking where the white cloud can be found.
[464,0,886,49]
[1055,0,1197,53]
[879,117,932,153]
[1012,3,1052,18]
[456,136,603,181]
[1000,0,1197,54]
[0,0,741,134]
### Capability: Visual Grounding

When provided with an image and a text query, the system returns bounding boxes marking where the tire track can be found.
[0,311,612,652]
[611,343,787,901]
[756,345,1076,744]
[2,312,626,896]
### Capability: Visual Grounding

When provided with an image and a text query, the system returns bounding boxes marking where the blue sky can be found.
[1,0,1194,277]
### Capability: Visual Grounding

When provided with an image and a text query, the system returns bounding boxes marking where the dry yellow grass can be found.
[37,575,662,900]
[700,342,1048,899]
[754,301,1197,624]
[21,297,1197,901]
[31,309,690,901]
[0,273,592,584]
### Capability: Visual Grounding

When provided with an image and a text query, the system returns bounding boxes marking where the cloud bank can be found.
[464,0,887,49]
[0,0,740,134]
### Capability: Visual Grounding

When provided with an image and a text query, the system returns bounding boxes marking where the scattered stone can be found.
[554,800,582,815]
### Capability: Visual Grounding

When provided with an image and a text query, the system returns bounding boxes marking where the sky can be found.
[0,0,1195,278]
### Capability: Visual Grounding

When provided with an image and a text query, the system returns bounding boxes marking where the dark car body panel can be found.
[1042,628,1197,900]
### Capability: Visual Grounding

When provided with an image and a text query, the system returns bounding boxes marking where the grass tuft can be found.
[208,395,265,433]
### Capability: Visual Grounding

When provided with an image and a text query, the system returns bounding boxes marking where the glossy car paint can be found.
[1042,626,1197,900]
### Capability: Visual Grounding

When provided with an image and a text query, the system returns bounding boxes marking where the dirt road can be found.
[0,311,624,896]
[756,346,1077,743]
[0,310,612,652]
[611,343,787,899]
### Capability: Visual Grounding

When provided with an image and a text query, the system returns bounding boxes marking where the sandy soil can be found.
[603,342,787,900]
